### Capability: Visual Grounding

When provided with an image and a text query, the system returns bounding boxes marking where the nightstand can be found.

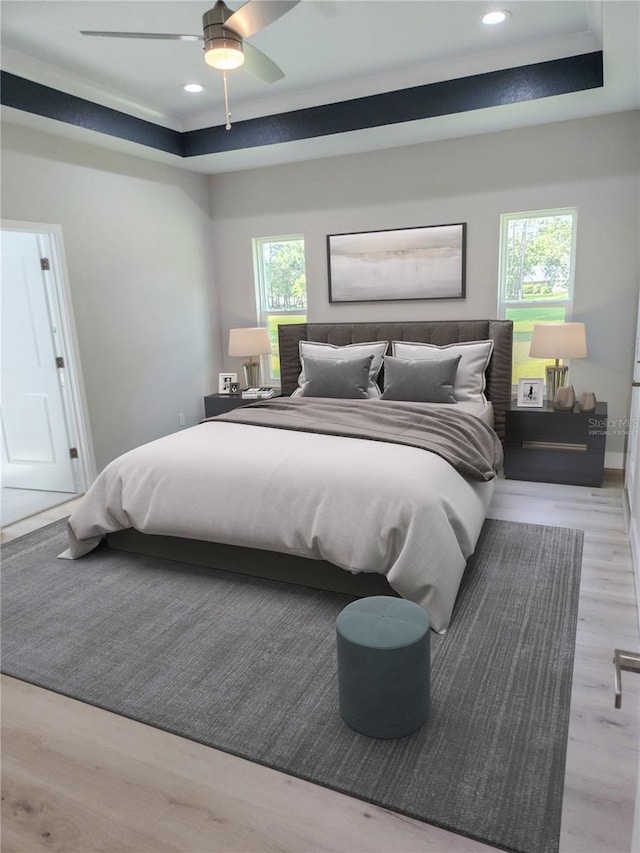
[204,393,246,418]
[504,401,607,486]
[203,392,280,418]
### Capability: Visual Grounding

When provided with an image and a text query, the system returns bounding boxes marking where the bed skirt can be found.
[106,530,397,599]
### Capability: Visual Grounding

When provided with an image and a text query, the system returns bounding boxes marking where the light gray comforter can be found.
[212,397,502,481]
[61,399,502,632]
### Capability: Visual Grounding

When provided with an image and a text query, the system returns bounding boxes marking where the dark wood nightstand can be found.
[203,394,246,418]
[203,392,280,418]
[504,401,607,486]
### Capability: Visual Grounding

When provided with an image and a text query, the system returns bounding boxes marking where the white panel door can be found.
[627,288,640,515]
[627,388,640,512]
[1,231,76,491]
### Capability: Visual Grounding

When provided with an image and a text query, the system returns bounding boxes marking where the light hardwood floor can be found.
[0,487,79,528]
[2,477,639,853]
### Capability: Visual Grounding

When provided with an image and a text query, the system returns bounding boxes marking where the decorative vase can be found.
[242,359,261,388]
[553,385,575,411]
[545,364,569,407]
[577,391,597,413]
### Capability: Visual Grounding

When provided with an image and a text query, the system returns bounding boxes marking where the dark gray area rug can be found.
[2,518,583,853]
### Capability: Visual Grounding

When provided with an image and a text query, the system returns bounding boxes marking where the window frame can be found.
[497,207,578,389]
[252,234,307,387]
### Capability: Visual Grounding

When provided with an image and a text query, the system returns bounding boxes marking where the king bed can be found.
[61,320,512,633]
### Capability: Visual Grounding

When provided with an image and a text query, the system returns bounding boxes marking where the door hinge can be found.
[69,448,79,459]
[40,257,50,271]
[55,356,65,369]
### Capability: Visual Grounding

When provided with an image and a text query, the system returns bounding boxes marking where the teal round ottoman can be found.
[336,596,430,739]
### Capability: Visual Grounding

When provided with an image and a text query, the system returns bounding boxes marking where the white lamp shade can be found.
[228,326,272,358]
[529,323,587,360]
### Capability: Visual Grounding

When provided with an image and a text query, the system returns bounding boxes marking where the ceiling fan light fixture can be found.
[204,38,245,69]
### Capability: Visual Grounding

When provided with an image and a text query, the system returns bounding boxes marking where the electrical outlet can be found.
[178,412,185,426]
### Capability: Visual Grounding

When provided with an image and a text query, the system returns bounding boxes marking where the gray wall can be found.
[209,110,640,460]
[2,111,637,469]
[1,122,222,471]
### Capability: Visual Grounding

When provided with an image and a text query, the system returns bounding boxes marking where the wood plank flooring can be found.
[0,488,80,528]
[2,476,639,853]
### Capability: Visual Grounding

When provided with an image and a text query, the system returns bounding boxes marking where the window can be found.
[498,209,577,385]
[253,235,307,385]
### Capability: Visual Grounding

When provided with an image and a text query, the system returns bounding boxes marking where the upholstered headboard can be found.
[278,320,513,441]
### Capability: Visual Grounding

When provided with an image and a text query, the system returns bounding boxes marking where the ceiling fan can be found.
[81,0,300,84]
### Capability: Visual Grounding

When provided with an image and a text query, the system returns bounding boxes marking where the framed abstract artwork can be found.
[327,222,466,303]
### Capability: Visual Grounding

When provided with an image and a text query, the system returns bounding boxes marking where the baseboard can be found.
[604,450,625,470]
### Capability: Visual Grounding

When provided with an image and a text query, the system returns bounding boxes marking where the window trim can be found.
[252,234,307,386]
[497,208,578,390]
[498,207,578,313]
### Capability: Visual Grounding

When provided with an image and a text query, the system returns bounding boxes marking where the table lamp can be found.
[228,326,272,388]
[529,322,587,403]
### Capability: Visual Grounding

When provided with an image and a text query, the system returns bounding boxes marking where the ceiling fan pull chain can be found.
[223,69,232,130]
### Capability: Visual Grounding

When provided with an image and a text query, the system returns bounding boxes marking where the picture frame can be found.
[327,222,466,303]
[218,372,238,394]
[517,378,544,407]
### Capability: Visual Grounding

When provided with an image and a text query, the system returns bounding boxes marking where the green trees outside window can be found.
[253,236,307,382]
[499,210,577,385]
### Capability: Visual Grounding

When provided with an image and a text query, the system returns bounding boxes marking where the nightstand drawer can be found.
[504,402,607,486]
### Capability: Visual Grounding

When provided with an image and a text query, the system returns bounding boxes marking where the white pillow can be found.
[295,340,388,398]
[391,339,494,404]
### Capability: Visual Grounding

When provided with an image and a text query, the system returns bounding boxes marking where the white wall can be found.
[2,112,637,468]
[210,110,640,459]
[1,123,222,471]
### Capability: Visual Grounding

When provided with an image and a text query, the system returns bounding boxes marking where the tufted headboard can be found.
[278,320,513,441]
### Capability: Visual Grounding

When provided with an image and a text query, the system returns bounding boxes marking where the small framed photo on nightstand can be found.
[218,372,238,394]
[517,377,544,407]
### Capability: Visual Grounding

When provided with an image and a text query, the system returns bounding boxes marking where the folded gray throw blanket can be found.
[208,397,503,482]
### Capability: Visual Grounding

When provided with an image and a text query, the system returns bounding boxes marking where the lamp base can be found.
[243,359,261,388]
[545,365,569,406]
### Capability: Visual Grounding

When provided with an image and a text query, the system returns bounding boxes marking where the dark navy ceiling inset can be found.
[1,71,183,155]
[183,52,604,155]
[1,52,604,159]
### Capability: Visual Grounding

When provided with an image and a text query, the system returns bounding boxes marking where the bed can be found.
[61,319,512,633]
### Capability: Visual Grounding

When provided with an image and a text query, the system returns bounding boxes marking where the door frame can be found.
[2,219,96,491]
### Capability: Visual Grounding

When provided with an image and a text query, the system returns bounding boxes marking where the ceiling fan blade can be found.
[224,0,300,39]
[243,41,285,83]
[80,31,203,41]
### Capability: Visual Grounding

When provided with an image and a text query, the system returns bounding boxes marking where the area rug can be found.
[1,518,583,853]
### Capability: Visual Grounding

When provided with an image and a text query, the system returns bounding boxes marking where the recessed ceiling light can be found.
[183,83,204,93]
[482,10,510,25]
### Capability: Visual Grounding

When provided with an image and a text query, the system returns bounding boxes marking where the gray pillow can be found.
[296,340,388,398]
[381,355,461,403]
[299,354,373,399]
[392,339,493,404]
